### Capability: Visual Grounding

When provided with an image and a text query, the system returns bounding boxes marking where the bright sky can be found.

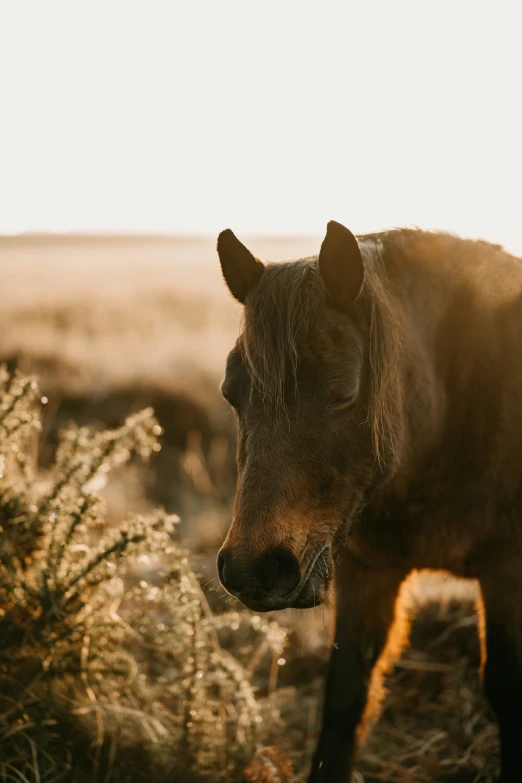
[0,1,521,248]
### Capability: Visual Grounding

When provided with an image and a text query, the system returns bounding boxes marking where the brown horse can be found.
[216,221,522,783]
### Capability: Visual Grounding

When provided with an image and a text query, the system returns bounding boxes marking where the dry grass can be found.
[0,234,502,782]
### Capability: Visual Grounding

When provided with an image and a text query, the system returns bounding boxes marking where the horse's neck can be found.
[381,232,522,486]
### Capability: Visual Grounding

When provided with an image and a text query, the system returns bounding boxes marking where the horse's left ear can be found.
[217,229,264,304]
[318,220,364,307]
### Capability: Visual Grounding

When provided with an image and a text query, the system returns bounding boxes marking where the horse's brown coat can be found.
[217,222,522,782]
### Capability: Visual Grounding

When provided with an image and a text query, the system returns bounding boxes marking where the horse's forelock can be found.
[240,258,323,412]
[239,241,403,464]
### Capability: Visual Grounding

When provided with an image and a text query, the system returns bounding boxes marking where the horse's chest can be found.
[353,493,507,577]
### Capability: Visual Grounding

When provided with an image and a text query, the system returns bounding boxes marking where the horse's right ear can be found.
[318,220,364,307]
[217,229,264,304]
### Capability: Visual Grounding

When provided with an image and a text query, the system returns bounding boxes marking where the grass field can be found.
[0,233,501,782]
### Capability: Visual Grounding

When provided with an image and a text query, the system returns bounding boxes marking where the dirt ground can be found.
[1,233,502,781]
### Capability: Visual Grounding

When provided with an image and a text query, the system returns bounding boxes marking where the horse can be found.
[216,220,522,783]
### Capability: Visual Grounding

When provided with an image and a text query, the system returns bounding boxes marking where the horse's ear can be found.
[318,220,364,307]
[217,229,264,304]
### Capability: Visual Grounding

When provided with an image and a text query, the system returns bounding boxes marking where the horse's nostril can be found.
[218,546,301,605]
[217,552,226,582]
[275,549,301,594]
[259,547,301,596]
[217,548,244,594]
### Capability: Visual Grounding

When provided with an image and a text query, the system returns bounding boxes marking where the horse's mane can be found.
[239,237,403,464]
[361,239,404,464]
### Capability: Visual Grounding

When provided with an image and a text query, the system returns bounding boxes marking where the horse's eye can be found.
[220,380,237,408]
[327,393,357,412]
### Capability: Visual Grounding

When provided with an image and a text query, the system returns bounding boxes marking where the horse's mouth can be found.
[288,543,332,609]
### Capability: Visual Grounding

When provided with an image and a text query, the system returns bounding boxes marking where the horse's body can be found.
[216,222,522,782]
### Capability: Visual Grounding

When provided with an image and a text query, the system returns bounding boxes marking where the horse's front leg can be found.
[308,554,410,783]
[479,563,522,783]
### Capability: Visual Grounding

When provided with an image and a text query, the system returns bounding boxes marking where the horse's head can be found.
[216,221,396,612]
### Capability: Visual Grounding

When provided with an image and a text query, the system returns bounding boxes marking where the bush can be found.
[0,369,288,782]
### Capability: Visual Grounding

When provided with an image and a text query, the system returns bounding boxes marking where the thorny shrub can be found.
[0,369,288,782]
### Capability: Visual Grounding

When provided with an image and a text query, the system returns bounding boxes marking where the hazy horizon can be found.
[2,228,522,259]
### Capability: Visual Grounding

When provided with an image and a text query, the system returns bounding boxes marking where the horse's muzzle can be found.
[217,543,330,612]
